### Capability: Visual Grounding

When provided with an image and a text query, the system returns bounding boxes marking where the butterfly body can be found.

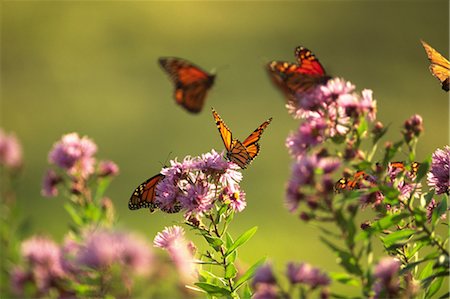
[421,40,450,92]
[212,109,272,169]
[159,57,215,113]
[129,173,164,212]
[267,46,330,98]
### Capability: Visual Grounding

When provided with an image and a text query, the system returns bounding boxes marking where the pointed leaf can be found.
[194,282,231,296]
[225,262,237,279]
[381,229,415,248]
[235,257,266,290]
[225,226,257,257]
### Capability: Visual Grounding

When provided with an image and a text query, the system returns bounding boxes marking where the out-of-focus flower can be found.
[252,263,277,287]
[402,114,423,143]
[252,283,279,299]
[98,160,119,177]
[154,225,196,283]
[0,128,23,170]
[48,133,97,178]
[427,146,450,195]
[286,262,330,288]
[41,169,62,197]
[286,117,328,157]
[20,236,66,293]
[77,229,153,276]
[372,257,401,299]
[156,150,246,217]
[10,267,32,296]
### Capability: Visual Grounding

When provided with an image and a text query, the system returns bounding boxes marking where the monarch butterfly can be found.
[129,173,164,212]
[212,108,272,169]
[267,46,331,100]
[334,162,420,192]
[159,57,216,113]
[421,40,450,92]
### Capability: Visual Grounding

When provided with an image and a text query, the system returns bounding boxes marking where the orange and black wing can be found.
[421,40,450,92]
[334,171,370,192]
[212,108,233,152]
[267,61,318,97]
[227,140,253,169]
[159,57,216,113]
[129,174,164,212]
[242,117,273,159]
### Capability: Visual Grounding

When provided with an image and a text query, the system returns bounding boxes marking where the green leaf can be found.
[406,238,429,259]
[356,116,368,137]
[235,257,266,290]
[432,197,448,226]
[415,159,430,182]
[225,226,257,257]
[320,237,362,276]
[381,229,415,249]
[369,213,410,232]
[93,177,111,203]
[225,262,237,279]
[425,276,444,298]
[329,272,360,286]
[194,282,231,296]
[203,235,223,252]
[419,261,434,280]
[64,203,83,226]
[225,232,234,248]
[242,284,252,299]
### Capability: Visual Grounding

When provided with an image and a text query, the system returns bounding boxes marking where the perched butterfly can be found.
[421,40,450,92]
[212,108,272,169]
[159,57,216,113]
[129,173,164,212]
[267,46,331,100]
[334,162,420,192]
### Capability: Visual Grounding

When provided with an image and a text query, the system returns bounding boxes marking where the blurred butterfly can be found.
[421,40,450,92]
[212,108,272,169]
[267,46,331,100]
[159,57,216,113]
[334,162,420,192]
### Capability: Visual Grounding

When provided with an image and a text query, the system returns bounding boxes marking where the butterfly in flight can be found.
[334,162,420,192]
[421,40,450,92]
[212,108,272,169]
[159,57,216,113]
[267,46,331,100]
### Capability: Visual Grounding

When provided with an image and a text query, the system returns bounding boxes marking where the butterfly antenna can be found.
[159,152,173,168]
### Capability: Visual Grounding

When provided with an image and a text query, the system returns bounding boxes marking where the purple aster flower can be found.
[286,117,328,157]
[155,150,247,216]
[427,146,450,194]
[154,225,196,283]
[0,128,23,170]
[374,257,400,282]
[252,263,277,287]
[179,179,214,216]
[320,77,355,100]
[21,236,66,293]
[426,198,447,223]
[253,283,279,299]
[10,267,32,296]
[48,133,97,178]
[402,114,424,143]
[286,262,330,288]
[77,229,154,276]
[41,169,62,197]
[387,163,421,199]
[360,89,377,121]
[372,257,401,299]
[97,160,119,177]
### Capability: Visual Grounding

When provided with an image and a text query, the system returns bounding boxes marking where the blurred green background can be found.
[2,1,449,295]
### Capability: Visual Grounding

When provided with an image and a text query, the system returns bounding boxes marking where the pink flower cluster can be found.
[42,133,119,197]
[154,225,196,283]
[0,128,23,170]
[11,230,154,297]
[155,150,246,218]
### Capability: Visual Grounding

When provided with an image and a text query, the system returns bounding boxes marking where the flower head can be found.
[98,160,119,177]
[0,128,23,170]
[154,225,196,283]
[372,257,401,298]
[253,263,277,287]
[48,133,97,178]
[427,146,450,194]
[403,114,423,143]
[286,262,330,288]
[41,169,62,197]
[156,150,247,217]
